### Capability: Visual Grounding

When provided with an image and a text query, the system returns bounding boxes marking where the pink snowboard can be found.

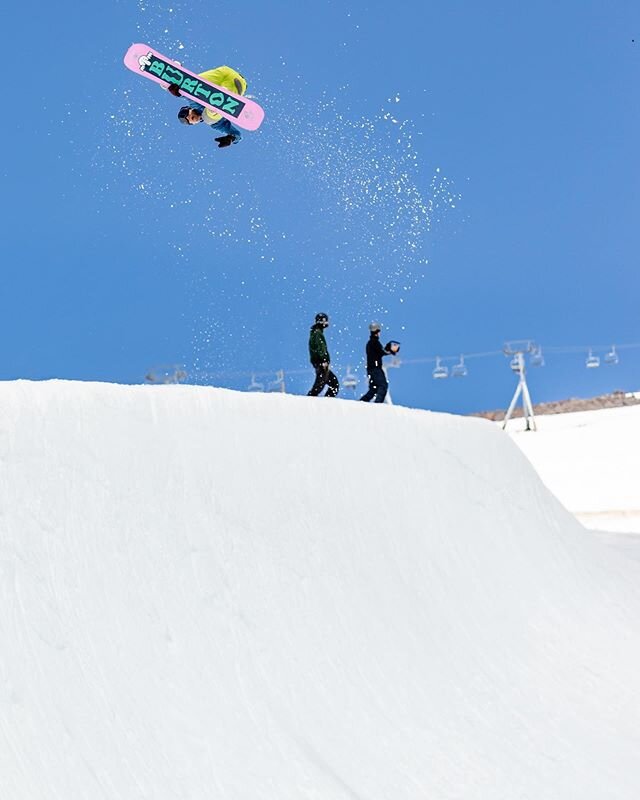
[123,43,264,131]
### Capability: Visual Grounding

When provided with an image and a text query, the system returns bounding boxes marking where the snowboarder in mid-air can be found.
[307,313,340,398]
[167,65,247,148]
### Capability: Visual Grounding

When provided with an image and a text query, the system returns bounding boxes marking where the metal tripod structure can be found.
[502,342,537,432]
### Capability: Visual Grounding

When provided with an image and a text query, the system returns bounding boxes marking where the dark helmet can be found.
[178,106,191,124]
[315,312,329,327]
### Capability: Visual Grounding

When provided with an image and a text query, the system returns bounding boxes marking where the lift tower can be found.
[502,341,537,432]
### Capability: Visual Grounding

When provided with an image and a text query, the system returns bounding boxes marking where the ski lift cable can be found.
[193,340,640,386]
[544,342,640,354]
[401,349,503,366]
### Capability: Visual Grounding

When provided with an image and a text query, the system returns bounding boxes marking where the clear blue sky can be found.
[3,0,639,413]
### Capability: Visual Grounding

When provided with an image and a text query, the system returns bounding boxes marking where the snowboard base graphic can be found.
[123,43,264,131]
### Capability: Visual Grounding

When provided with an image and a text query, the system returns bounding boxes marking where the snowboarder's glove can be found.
[215,134,236,148]
[167,83,181,97]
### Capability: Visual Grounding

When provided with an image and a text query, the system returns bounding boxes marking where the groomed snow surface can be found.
[2,380,640,799]
[507,403,640,538]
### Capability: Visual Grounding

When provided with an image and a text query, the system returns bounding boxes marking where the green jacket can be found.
[309,325,330,366]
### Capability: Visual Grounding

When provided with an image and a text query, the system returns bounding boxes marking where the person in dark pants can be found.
[360,321,399,403]
[307,313,340,398]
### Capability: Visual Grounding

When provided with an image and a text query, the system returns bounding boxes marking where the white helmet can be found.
[369,321,382,332]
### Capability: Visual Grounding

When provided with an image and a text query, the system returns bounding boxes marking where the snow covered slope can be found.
[2,380,640,799]
[506,404,640,534]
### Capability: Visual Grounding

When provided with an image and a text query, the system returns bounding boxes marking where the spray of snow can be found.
[97,10,462,378]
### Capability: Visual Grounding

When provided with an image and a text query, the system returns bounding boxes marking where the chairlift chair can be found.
[585,350,600,369]
[343,366,358,390]
[510,354,524,373]
[247,374,264,392]
[530,347,545,367]
[267,370,286,393]
[145,364,186,384]
[433,357,449,379]
[451,355,468,378]
[604,346,619,366]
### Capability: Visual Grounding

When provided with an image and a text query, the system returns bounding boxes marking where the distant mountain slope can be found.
[474,389,640,420]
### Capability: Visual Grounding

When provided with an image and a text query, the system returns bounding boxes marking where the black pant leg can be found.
[373,368,389,403]
[325,369,339,398]
[360,376,376,402]
[307,365,328,396]
[361,367,388,402]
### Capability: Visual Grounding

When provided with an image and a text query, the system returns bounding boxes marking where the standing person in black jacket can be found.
[307,313,340,397]
[360,321,399,403]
